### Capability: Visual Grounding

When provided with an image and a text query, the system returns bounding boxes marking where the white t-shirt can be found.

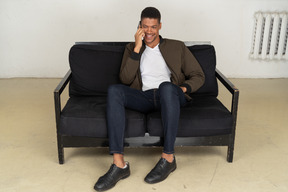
[140,44,171,91]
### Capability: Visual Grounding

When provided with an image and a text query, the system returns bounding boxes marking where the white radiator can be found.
[250,12,288,60]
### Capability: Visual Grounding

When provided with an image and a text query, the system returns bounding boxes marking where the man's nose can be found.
[147,27,152,33]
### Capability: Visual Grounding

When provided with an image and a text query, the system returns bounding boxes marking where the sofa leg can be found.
[58,146,64,164]
[57,135,64,164]
[227,145,234,163]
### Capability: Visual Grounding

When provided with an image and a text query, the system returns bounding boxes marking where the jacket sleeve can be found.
[180,44,205,94]
[119,43,140,85]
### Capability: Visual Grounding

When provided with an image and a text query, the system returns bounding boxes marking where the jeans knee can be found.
[108,84,124,96]
[159,82,187,107]
[159,82,177,94]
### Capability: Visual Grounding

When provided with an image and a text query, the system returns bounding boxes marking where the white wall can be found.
[0,0,288,78]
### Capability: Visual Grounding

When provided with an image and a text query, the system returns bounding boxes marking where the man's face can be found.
[141,18,162,47]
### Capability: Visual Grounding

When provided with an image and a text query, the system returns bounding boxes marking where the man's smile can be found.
[144,33,154,41]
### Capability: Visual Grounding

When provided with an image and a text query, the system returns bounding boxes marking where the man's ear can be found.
[159,22,162,30]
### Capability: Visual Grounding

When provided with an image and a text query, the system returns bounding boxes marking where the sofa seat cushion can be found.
[147,97,233,137]
[59,96,146,138]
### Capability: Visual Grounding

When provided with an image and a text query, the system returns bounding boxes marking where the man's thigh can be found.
[112,84,155,113]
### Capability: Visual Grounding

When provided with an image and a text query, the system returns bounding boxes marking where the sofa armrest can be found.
[215,68,239,162]
[54,69,72,132]
[54,69,72,95]
[215,68,239,114]
[215,69,238,94]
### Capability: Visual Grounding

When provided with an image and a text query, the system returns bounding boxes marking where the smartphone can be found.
[138,21,144,40]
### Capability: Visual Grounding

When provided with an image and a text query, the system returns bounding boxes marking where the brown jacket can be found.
[120,37,205,98]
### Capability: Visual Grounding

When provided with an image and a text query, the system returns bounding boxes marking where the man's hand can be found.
[134,26,145,53]
[180,86,187,93]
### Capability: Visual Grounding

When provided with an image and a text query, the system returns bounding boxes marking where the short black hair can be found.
[141,7,161,23]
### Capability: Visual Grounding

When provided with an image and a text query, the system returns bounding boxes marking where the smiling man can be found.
[94,7,205,191]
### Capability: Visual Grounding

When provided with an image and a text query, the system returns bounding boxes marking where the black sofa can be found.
[54,42,239,164]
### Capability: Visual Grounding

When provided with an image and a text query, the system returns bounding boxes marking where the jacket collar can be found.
[159,35,164,44]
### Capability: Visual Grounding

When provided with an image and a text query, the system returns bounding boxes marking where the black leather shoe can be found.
[94,163,130,191]
[144,157,176,184]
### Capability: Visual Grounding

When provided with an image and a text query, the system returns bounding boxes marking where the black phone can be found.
[138,21,141,29]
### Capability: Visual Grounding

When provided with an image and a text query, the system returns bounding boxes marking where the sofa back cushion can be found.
[68,42,218,97]
[188,45,218,97]
[69,44,126,96]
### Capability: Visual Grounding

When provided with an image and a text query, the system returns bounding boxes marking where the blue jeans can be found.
[107,82,187,155]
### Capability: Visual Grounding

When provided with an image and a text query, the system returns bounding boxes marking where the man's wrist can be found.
[134,47,141,53]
